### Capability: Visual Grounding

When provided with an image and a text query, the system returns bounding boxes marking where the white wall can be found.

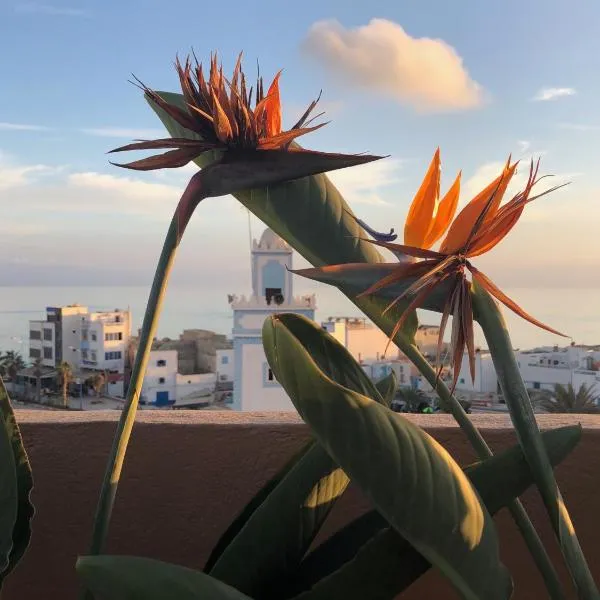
[454,352,498,393]
[176,373,216,401]
[141,350,177,405]
[240,344,295,412]
[216,349,234,382]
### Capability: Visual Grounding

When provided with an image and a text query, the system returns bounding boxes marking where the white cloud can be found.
[517,140,530,153]
[558,123,600,132]
[0,122,50,131]
[80,127,166,139]
[15,3,90,17]
[532,87,576,102]
[0,151,58,190]
[302,18,484,113]
[327,159,402,206]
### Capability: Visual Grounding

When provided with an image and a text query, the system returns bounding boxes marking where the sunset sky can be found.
[1,0,599,346]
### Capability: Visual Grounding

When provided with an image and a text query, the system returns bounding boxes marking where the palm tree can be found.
[533,383,600,414]
[57,361,73,409]
[32,358,43,404]
[90,372,106,398]
[0,351,26,392]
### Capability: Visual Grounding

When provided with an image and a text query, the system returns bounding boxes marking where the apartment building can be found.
[28,305,131,397]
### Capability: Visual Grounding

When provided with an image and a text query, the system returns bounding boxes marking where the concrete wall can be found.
[4,412,600,600]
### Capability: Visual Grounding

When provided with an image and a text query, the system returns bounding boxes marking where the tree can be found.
[57,361,74,409]
[396,387,430,413]
[32,358,43,404]
[533,383,600,414]
[90,372,106,398]
[0,351,26,391]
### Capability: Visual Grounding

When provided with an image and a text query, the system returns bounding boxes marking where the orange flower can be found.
[301,151,569,392]
[109,53,327,170]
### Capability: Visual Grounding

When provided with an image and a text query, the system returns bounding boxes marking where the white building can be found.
[216,349,234,384]
[28,304,131,397]
[453,350,498,394]
[29,304,88,368]
[140,350,178,407]
[229,228,316,412]
[360,357,413,387]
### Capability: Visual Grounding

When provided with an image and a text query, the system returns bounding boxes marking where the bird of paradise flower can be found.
[296,149,568,391]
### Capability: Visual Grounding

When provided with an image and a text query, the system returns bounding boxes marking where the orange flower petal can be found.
[467,204,524,257]
[211,91,234,143]
[423,171,461,248]
[264,70,282,137]
[440,159,517,254]
[404,149,441,247]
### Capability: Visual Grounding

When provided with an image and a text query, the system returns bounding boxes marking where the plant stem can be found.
[353,294,566,600]
[86,175,204,560]
[472,281,599,599]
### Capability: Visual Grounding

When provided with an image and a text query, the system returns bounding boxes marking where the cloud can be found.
[0,151,59,190]
[557,123,600,132]
[532,87,576,102]
[66,171,181,215]
[517,140,530,153]
[15,3,90,17]
[302,18,484,113]
[80,127,166,139]
[327,158,402,206]
[0,122,51,132]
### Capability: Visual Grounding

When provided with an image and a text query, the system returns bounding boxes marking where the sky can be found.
[1,1,600,344]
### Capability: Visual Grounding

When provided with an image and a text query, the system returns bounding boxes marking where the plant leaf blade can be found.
[77,555,253,600]
[263,314,512,600]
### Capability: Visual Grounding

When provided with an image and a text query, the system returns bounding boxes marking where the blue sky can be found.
[1,0,600,344]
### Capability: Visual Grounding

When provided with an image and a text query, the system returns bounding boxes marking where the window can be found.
[158,377,165,384]
[82,350,89,360]
[104,351,123,360]
[43,328,52,341]
[267,368,274,381]
[553,360,559,365]
[265,287,283,305]
[105,332,124,341]
[82,330,88,341]
[91,332,97,342]
[533,382,540,389]
[459,378,465,384]
[29,330,41,340]
[91,352,97,362]
[221,356,229,365]
[29,348,41,359]
[43,347,53,359]
[156,359,167,367]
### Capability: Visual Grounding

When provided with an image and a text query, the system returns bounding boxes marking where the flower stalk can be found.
[87,173,206,561]
[472,280,599,599]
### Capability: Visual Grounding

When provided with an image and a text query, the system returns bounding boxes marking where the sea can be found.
[1,285,598,356]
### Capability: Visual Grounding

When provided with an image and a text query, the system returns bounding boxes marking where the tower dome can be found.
[257,228,290,251]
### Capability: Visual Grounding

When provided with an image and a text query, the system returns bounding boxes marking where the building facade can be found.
[28,305,131,397]
[230,229,316,412]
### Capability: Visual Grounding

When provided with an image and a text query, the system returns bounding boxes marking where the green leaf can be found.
[204,441,314,572]
[289,424,581,600]
[77,555,253,600]
[145,91,419,343]
[0,379,33,585]
[374,371,397,408]
[209,313,386,597]
[0,379,19,576]
[263,314,512,600]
